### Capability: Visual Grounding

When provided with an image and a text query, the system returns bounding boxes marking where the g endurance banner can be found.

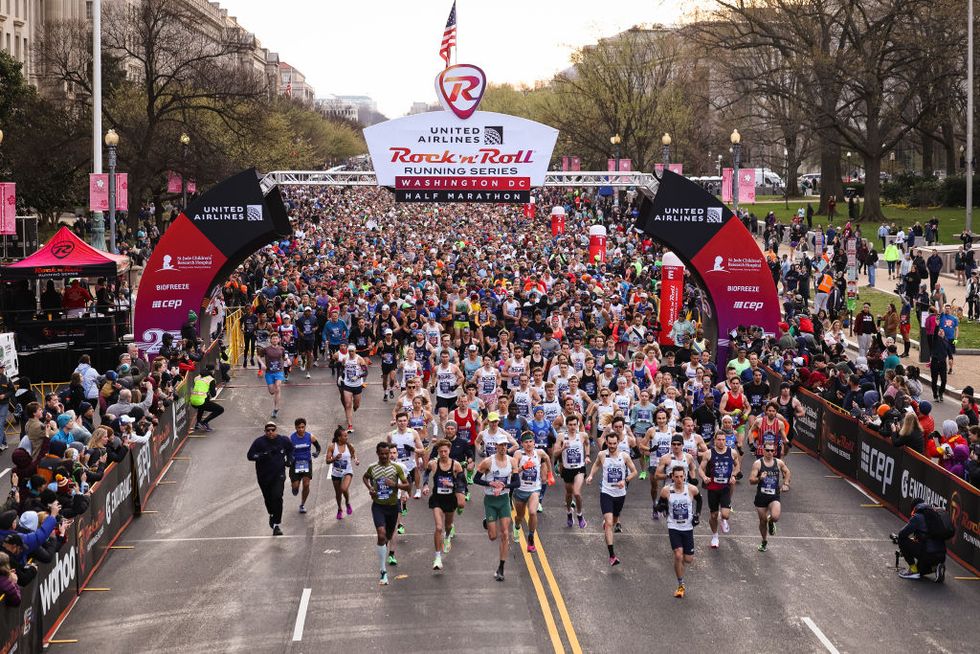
[364,111,558,203]
[134,169,290,354]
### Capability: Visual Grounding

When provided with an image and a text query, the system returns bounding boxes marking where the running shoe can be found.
[767,516,776,536]
[433,554,443,570]
[380,571,389,585]
[512,526,520,543]
[346,424,353,434]
[413,489,421,499]
[292,486,299,497]
[202,423,213,433]
[387,554,398,566]
[465,491,471,502]
[271,409,278,419]
[898,569,920,580]
[346,504,353,515]
[299,505,306,514]
[537,503,544,514]
[721,518,730,533]
[336,510,343,520]
[567,513,574,528]
[396,524,405,535]
[400,504,408,516]
[272,525,283,536]
[382,392,388,402]
[444,535,452,553]
[570,499,576,509]
[614,522,622,534]
[306,372,312,379]
[578,515,587,529]
[639,470,648,480]
[652,506,659,521]
[758,541,768,552]
[673,584,685,598]
[456,506,464,515]
[710,534,719,549]
[609,556,621,567]
[527,544,537,553]
[494,570,505,582]
[483,519,488,530]
[466,470,475,484]
[448,524,456,539]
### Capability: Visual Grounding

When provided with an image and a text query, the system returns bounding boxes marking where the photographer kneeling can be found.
[894,498,951,581]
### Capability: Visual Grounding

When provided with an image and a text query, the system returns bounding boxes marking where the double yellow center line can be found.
[514,511,582,654]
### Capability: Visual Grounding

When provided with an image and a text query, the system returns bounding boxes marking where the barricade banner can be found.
[35,518,80,638]
[820,403,859,478]
[793,388,823,454]
[76,451,135,586]
[856,426,902,507]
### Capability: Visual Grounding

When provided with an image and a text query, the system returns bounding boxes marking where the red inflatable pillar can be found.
[550,206,566,236]
[658,252,685,345]
[589,224,607,263]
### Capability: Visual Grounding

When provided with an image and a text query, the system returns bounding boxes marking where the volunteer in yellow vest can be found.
[815,271,834,314]
[191,365,224,432]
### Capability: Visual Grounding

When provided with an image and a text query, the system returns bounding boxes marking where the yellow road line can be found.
[860,503,883,508]
[533,531,583,654]
[513,512,564,654]
[954,576,980,580]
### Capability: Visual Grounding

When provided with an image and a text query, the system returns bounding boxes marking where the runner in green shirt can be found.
[363,441,410,586]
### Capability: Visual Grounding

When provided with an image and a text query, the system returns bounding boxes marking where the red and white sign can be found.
[135,214,227,353]
[89,174,109,212]
[659,252,685,345]
[722,167,733,203]
[115,173,128,212]
[167,171,182,194]
[0,183,15,236]
[435,64,487,120]
[561,156,581,171]
[607,159,632,172]
[739,169,756,204]
[589,224,607,263]
[655,163,684,176]
[550,206,566,236]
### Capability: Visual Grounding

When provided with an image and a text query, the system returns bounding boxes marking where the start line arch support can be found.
[259,170,659,194]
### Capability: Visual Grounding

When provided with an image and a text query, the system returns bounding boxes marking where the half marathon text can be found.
[394,189,530,203]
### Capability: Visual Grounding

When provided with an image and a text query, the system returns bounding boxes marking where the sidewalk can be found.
[756,235,976,416]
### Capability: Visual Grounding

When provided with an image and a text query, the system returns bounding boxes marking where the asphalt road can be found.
[50,365,979,654]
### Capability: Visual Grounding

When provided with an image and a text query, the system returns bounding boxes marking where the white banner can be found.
[364,110,558,201]
[0,333,18,377]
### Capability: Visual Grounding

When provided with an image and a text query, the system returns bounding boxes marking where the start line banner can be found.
[365,110,558,203]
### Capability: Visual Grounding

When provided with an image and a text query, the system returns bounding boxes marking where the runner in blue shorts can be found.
[263,333,286,419]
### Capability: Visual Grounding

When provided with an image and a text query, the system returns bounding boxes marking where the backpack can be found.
[919,505,955,540]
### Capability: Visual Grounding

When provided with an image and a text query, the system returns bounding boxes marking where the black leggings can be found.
[243,333,256,363]
[930,360,948,399]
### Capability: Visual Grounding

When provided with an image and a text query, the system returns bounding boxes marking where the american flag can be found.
[439,1,457,68]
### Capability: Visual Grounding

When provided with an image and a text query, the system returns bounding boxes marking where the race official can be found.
[247,421,294,535]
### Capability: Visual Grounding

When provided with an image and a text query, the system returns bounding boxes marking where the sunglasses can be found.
[265,427,277,432]
[764,449,776,453]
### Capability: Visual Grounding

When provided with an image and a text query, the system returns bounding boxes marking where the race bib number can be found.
[761,485,776,495]
[482,378,496,393]
[376,478,392,500]
[294,460,310,474]
[606,467,624,485]
[439,380,452,393]
[333,458,347,473]
[521,466,538,483]
[565,448,582,467]
[671,502,690,521]
[437,477,454,495]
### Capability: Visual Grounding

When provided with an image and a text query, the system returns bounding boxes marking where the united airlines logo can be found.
[484,126,504,145]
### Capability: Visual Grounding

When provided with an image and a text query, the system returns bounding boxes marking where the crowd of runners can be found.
[237,184,806,596]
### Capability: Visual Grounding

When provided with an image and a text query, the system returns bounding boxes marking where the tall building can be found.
[316,95,358,122]
[279,61,315,103]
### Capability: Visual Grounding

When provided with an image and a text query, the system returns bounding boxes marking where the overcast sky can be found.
[222,0,691,117]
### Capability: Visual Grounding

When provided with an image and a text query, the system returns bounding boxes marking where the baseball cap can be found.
[487,412,500,422]
[468,344,477,351]
[120,415,135,424]
[264,421,277,429]
[384,328,393,335]
[670,434,684,444]
[876,404,891,417]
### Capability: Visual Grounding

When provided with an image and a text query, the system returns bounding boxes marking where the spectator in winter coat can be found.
[73,355,101,402]
[0,552,21,606]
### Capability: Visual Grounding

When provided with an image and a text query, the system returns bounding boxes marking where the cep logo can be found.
[484,126,504,145]
[860,442,894,496]
[733,301,764,311]
[152,299,184,309]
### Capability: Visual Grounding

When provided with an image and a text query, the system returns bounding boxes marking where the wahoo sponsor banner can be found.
[365,111,557,203]
[133,169,290,354]
[635,170,781,367]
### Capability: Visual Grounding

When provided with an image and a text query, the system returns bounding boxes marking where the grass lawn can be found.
[735,199,969,245]
[856,286,980,349]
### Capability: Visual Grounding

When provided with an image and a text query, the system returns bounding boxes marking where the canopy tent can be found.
[0,226,130,280]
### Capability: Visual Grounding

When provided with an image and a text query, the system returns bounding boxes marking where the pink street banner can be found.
[0,183,15,235]
[89,174,110,212]
[721,168,733,203]
[115,173,128,212]
[187,180,197,194]
[655,163,684,176]
[167,171,182,194]
[738,168,757,204]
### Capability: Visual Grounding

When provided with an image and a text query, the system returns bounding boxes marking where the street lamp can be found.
[661,132,671,166]
[716,154,722,177]
[783,147,789,209]
[846,151,852,182]
[610,133,622,210]
[105,128,119,253]
[730,129,742,213]
[890,151,896,176]
[180,132,191,210]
